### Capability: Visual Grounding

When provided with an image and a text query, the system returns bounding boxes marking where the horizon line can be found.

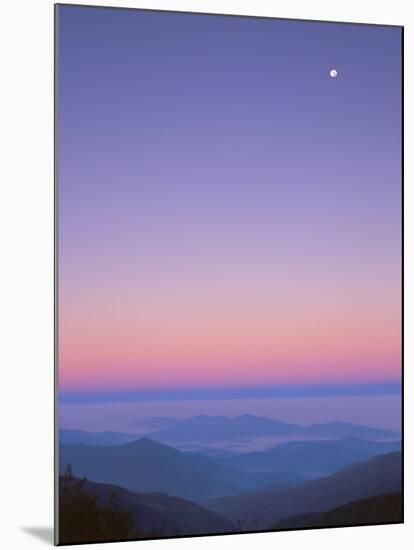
[59,383,401,404]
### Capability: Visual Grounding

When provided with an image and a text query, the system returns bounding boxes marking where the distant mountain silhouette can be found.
[60,429,139,446]
[60,417,400,448]
[60,475,235,539]
[273,492,402,529]
[221,437,401,478]
[205,451,402,529]
[303,421,399,440]
[59,437,291,501]
[148,414,299,441]
[147,415,399,443]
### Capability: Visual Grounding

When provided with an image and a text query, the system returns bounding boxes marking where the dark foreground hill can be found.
[59,475,235,544]
[205,451,402,529]
[273,492,402,529]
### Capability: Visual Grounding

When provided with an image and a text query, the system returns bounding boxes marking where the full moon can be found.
[330,68,338,78]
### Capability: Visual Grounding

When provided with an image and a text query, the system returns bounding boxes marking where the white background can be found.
[0,0,412,548]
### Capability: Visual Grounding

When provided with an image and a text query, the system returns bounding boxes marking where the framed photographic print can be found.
[55,4,403,545]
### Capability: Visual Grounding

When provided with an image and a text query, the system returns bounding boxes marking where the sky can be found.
[58,7,402,404]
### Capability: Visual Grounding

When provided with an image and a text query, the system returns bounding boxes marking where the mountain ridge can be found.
[59,437,294,501]
[204,451,402,529]
[61,416,400,449]
[273,492,402,529]
[220,436,401,478]
[147,415,400,443]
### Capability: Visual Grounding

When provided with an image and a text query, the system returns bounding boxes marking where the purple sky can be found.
[58,6,401,412]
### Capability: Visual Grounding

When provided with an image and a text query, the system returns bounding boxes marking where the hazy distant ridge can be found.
[61,414,400,447]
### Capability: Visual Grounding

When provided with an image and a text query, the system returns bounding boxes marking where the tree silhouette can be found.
[59,466,137,544]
